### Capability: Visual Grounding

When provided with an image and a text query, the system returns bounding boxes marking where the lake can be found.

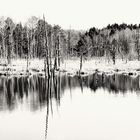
[0,73,140,140]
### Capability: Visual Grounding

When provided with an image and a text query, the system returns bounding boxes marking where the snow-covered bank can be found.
[61,58,140,76]
[0,58,140,76]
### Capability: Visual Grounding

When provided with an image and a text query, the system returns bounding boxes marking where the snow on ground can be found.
[0,58,140,76]
[61,58,140,76]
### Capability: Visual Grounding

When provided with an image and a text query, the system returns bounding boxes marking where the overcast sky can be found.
[0,0,140,30]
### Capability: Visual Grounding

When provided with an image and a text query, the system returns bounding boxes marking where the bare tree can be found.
[135,27,140,60]
[43,15,50,78]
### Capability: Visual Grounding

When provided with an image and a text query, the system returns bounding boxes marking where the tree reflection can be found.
[0,73,139,112]
[0,73,140,139]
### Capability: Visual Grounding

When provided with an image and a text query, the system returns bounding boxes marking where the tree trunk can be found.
[46,37,50,78]
[79,54,83,74]
[54,42,57,70]
[43,15,50,78]
[57,36,60,68]
[138,50,140,61]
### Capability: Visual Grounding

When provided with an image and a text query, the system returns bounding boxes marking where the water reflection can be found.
[86,73,140,93]
[0,73,140,140]
[0,73,140,112]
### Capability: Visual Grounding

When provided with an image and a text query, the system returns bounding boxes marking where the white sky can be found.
[0,0,140,30]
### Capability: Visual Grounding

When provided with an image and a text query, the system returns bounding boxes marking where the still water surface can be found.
[0,73,140,140]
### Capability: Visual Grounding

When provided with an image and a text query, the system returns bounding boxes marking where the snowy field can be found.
[0,58,140,76]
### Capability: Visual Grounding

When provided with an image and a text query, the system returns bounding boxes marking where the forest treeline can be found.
[0,16,140,68]
[0,16,80,61]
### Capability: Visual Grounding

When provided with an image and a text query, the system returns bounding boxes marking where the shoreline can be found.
[0,58,139,77]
